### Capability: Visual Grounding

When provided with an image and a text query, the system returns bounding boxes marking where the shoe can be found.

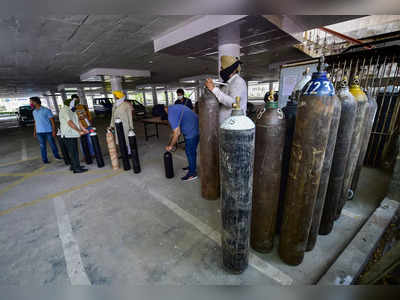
[54,157,63,161]
[43,160,50,164]
[73,169,88,174]
[70,166,88,171]
[182,166,189,171]
[181,173,198,181]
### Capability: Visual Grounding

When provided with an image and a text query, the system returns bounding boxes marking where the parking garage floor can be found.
[0,115,391,285]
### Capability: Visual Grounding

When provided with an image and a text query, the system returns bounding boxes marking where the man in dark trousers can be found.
[174,88,193,110]
[165,104,199,181]
[59,98,89,173]
[30,96,62,164]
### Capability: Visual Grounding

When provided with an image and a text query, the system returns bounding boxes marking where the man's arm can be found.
[67,120,85,135]
[50,117,57,137]
[187,98,194,110]
[166,127,181,151]
[205,78,235,107]
[33,121,37,137]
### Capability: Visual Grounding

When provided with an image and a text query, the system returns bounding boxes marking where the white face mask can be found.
[177,95,183,100]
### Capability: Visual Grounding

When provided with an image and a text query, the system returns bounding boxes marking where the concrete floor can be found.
[0,115,391,285]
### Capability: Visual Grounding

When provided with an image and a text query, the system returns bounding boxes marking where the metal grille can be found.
[326,45,400,168]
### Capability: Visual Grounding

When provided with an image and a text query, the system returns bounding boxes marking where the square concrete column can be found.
[77,87,88,106]
[60,90,67,104]
[110,76,122,92]
[45,95,52,109]
[51,93,59,115]
[152,87,158,106]
[165,90,169,105]
[142,91,147,106]
[218,22,240,75]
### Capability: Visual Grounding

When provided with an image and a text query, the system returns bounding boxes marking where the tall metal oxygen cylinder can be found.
[350,93,378,196]
[278,68,311,232]
[128,129,141,174]
[115,118,131,171]
[81,134,93,165]
[319,78,357,235]
[89,128,105,168]
[220,96,255,274]
[164,151,174,178]
[306,77,341,251]
[106,129,119,170]
[336,76,368,218]
[279,58,337,266]
[251,91,286,253]
[56,129,70,165]
[198,88,220,200]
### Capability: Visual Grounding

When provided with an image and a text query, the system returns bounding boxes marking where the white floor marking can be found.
[147,189,294,285]
[21,139,27,160]
[341,209,362,219]
[53,196,91,285]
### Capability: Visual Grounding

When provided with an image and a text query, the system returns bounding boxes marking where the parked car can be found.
[15,105,34,126]
[93,98,113,119]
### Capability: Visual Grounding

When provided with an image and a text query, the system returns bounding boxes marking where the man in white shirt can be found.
[205,56,248,124]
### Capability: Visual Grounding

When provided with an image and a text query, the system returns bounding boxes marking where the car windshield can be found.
[20,106,32,111]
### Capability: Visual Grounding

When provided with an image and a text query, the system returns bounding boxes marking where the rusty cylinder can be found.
[306,88,341,251]
[279,60,337,266]
[199,88,220,200]
[319,78,357,235]
[336,77,368,218]
[220,96,255,274]
[350,93,378,195]
[106,129,120,170]
[251,92,286,253]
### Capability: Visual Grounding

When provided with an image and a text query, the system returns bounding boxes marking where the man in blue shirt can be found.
[30,97,61,164]
[165,104,199,181]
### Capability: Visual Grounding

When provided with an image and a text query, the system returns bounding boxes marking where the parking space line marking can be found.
[0,156,40,168]
[53,196,91,285]
[147,189,294,286]
[341,209,362,219]
[0,170,123,217]
[21,139,27,160]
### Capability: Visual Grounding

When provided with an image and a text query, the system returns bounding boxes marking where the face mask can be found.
[219,60,241,82]
[30,103,35,109]
[178,95,183,100]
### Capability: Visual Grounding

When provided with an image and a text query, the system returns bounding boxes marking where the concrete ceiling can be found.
[0,15,368,97]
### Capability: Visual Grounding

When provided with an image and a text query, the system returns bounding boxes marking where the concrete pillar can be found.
[101,75,108,98]
[77,87,88,106]
[165,90,169,105]
[51,93,59,115]
[218,22,240,76]
[110,76,122,92]
[45,95,52,109]
[60,90,67,104]
[388,136,400,202]
[152,87,158,106]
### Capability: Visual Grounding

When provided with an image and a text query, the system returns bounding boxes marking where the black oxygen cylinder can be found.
[164,151,174,178]
[319,78,357,235]
[128,129,141,174]
[279,58,337,266]
[80,133,93,165]
[115,118,131,171]
[350,93,378,196]
[220,96,255,274]
[278,68,311,233]
[89,129,105,168]
[56,129,70,165]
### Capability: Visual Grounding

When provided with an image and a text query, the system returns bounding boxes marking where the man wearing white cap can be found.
[205,55,248,124]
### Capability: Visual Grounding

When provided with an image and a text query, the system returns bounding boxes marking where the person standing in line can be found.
[59,98,89,173]
[174,88,193,110]
[205,55,248,124]
[165,104,199,181]
[30,96,62,164]
[71,94,95,157]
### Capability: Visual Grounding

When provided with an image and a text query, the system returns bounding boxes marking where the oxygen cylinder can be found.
[220,96,255,274]
[164,151,174,178]
[306,83,341,251]
[278,68,311,232]
[336,76,368,218]
[350,93,378,196]
[128,129,141,174]
[319,78,357,235]
[106,129,119,170]
[89,128,105,168]
[56,129,70,165]
[198,88,220,200]
[115,118,131,171]
[251,91,285,253]
[279,57,337,266]
[81,134,93,165]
